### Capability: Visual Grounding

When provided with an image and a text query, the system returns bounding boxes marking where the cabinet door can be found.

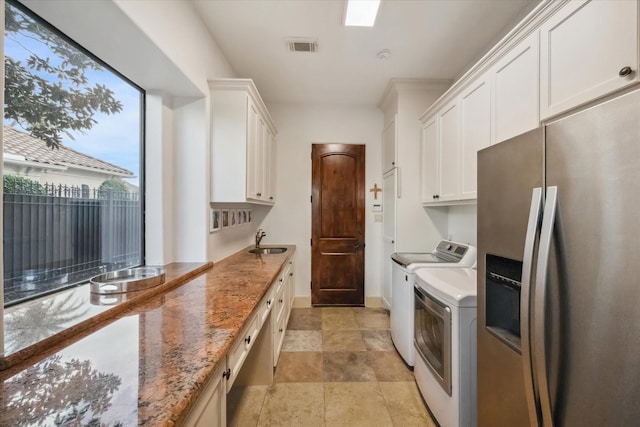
[382,115,397,173]
[268,133,276,203]
[246,99,260,200]
[382,169,396,241]
[259,123,270,202]
[273,280,287,365]
[382,238,394,310]
[437,99,460,202]
[492,31,539,144]
[288,259,295,307]
[255,117,266,201]
[459,75,491,200]
[183,362,226,427]
[420,116,438,203]
[540,0,638,119]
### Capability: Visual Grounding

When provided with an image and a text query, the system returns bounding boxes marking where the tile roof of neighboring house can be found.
[3,126,133,176]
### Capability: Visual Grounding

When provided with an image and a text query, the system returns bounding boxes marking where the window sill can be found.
[1,262,212,371]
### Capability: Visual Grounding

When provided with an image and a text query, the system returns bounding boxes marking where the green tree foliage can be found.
[3,174,45,195]
[4,1,123,149]
[98,178,129,198]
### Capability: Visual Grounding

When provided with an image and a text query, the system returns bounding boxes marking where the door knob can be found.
[619,66,633,77]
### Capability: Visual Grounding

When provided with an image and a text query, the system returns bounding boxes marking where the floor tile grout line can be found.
[235,307,431,426]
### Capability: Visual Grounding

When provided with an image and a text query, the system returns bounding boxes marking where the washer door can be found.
[414,284,452,396]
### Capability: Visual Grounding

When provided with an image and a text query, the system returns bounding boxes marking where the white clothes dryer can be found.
[414,267,477,427]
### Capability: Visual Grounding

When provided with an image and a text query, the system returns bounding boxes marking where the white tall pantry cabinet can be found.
[379,80,449,308]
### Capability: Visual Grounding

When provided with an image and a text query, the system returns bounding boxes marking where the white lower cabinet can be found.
[186,255,295,425]
[273,259,294,365]
[183,362,227,427]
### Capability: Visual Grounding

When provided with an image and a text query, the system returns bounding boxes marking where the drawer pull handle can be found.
[619,66,633,77]
[279,298,284,303]
[279,328,284,333]
[222,368,231,380]
[245,336,251,345]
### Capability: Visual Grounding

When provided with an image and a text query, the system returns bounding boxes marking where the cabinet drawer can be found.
[259,286,274,325]
[273,309,287,367]
[274,281,287,328]
[226,313,259,391]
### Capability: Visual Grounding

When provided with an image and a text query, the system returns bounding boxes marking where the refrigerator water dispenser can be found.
[485,254,522,352]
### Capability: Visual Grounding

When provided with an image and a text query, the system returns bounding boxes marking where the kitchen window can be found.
[2,0,144,353]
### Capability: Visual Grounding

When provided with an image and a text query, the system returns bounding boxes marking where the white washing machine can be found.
[391,240,476,366]
[414,267,477,427]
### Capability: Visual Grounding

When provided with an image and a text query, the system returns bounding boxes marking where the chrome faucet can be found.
[255,229,267,248]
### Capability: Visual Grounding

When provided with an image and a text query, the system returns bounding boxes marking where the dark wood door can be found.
[311,144,365,306]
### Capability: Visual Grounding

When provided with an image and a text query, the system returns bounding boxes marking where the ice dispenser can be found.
[485,254,523,352]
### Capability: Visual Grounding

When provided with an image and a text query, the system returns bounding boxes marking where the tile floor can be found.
[227,307,438,426]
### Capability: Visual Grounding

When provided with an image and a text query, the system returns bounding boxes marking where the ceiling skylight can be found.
[344,0,381,27]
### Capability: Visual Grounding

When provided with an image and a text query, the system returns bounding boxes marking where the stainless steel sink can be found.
[249,247,287,255]
[90,267,166,294]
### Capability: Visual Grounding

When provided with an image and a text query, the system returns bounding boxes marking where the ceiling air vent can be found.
[287,39,318,53]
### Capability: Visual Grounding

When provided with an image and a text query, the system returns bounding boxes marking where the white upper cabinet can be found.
[421,74,490,205]
[210,79,277,205]
[491,31,540,144]
[382,115,397,173]
[459,75,491,200]
[540,0,639,120]
[437,100,460,203]
[268,133,277,203]
[420,116,439,204]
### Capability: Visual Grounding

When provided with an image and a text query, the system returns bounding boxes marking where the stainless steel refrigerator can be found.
[477,89,640,427]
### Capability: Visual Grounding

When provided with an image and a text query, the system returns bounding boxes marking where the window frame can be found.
[1,0,146,354]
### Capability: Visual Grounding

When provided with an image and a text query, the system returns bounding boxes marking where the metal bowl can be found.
[90,267,165,295]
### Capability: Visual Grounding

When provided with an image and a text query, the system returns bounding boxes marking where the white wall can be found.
[393,82,450,252]
[261,104,383,302]
[145,93,175,265]
[447,204,478,246]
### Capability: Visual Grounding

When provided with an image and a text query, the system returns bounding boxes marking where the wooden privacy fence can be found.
[3,184,141,305]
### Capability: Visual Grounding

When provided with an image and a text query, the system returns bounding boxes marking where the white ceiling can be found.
[193,0,540,106]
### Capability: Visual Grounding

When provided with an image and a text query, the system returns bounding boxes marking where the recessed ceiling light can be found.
[344,0,381,27]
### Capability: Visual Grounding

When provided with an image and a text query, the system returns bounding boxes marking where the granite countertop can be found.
[0,245,296,426]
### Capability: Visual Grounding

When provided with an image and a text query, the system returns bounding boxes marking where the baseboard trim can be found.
[292,296,384,308]
[293,296,311,308]
[365,297,383,308]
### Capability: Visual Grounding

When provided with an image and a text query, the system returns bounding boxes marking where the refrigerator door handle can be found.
[521,187,543,426]
[534,186,558,427]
